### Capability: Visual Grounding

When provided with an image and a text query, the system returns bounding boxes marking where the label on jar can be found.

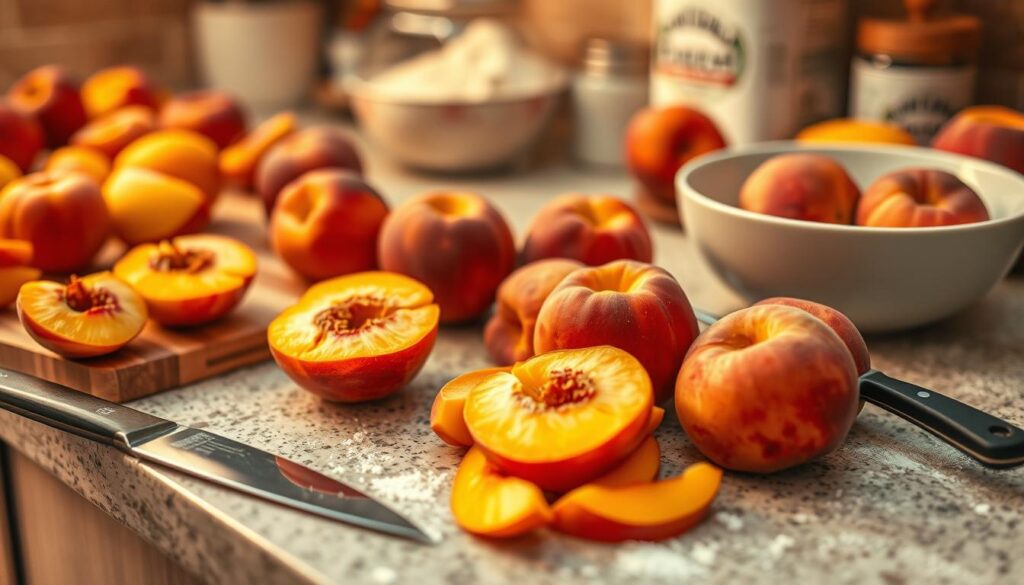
[849,58,975,145]
[651,0,846,145]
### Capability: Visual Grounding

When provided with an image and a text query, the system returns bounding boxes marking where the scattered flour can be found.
[716,512,745,531]
[369,469,448,504]
[691,541,719,566]
[611,543,707,580]
[974,503,991,515]
[370,566,397,584]
[768,534,795,558]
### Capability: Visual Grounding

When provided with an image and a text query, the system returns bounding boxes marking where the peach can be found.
[0,155,21,189]
[0,238,33,267]
[219,111,296,189]
[270,169,389,281]
[0,101,44,172]
[17,272,148,358]
[797,119,916,146]
[451,447,552,538]
[932,106,1024,175]
[534,260,699,403]
[44,146,111,184]
[113,128,221,202]
[113,235,257,327]
[740,153,861,224]
[754,297,871,375]
[551,462,721,542]
[256,127,363,215]
[81,66,162,119]
[625,106,727,211]
[589,435,661,488]
[159,90,247,149]
[8,65,88,148]
[0,171,110,272]
[520,194,653,265]
[676,305,859,473]
[856,169,989,228]
[432,367,511,447]
[70,105,157,159]
[102,167,207,245]
[0,239,40,309]
[378,191,515,323]
[464,346,654,492]
[268,271,439,402]
[484,258,583,365]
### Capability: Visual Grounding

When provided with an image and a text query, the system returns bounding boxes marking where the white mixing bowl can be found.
[677,142,1024,332]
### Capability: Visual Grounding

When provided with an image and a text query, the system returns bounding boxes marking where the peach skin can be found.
[81,66,162,119]
[17,272,148,358]
[70,105,156,159]
[754,297,871,375]
[0,155,21,190]
[44,146,111,184]
[0,239,40,309]
[219,111,296,189]
[8,65,88,148]
[256,127,363,215]
[113,128,222,202]
[534,260,699,403]
[0,101,44,172]
[451,447,552,538]
[0,171,110,272]
[856,169,989,228]
[676,305,859,473]
[268,271,439,402]
[933,106,1024,175]
[797,119,916,146]
[484,258,582,365]
[378,191,516,323]
[102,167,208,245]
[270,169,389,281]
[520,194,653,266]
[464,346,654,492]
[159,90,247,149]
[740,153,861,224]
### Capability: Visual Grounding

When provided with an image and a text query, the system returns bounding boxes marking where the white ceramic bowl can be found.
[347,78,566,172]
[677,142,1024,332]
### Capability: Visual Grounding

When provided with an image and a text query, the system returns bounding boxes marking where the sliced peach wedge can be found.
[114,234,257,327]
[464,346,654,493]
[0,239,41,309]
[268,271,439,402]
[451,447,552,538]
[431,367,511,447]
[551,462,723,542]
[17,272,147,358]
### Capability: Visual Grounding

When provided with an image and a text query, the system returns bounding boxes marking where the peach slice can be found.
[451,447,553,538]
[0,266,41,309]
[431,367,511,447]
[647,406,665,433]
[113,234,257,327]
[590,435,661,488]
[464,346,654,492]
[551,462,722,542]
[269,271,440,402]
[17,272,148,358]
[102,167,207,245]
[219,111,296,189]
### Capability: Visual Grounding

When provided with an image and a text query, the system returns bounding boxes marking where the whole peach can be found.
[484,258,583,365]
[8,65,88,148]
[740,153,861,224]
[45,146,111,184]
[256,127,363,215]
[378,191,515,323]
[753,297,870,375]
[0,101,44,172]
[521,194,653,265]
[856,169,988,228]
[534,260,699,402]
[70,105,157,159]
[0,171,110,272]
[932,106,1024,174]
[271,169,390,281]
[159,90,247,149]
[81,66,163,119]
[676,304,859,473]
[626,106,727,207]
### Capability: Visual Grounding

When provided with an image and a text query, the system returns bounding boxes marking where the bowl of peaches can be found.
[677,142,1024,332]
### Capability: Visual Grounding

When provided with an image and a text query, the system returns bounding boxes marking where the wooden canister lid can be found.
[858,0,981,64]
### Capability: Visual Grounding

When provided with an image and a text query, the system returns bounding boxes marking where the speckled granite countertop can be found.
[1,135,1022,585]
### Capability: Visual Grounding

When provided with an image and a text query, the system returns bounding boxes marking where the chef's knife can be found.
[693,309,1024,468]
[0,368,437,544]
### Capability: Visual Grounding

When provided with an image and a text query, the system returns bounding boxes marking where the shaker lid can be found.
[858,0,981,63]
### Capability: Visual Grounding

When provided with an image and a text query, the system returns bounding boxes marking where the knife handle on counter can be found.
[0,368,178,450]
[859,370,1024,468]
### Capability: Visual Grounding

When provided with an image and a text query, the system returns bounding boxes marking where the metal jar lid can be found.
[857,0,981,64]
[580,38,649,77]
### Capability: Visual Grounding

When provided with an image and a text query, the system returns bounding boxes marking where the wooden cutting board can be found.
[0,191,307,402]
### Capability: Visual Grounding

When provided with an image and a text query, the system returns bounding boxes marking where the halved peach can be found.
[102,167,207,245]
[70,105,157,159]
[551,462,722,542]
[464,346,654,492]
[451,447,552,538]
[113,234,257,327]
[268,271,439,402]
[17,272,148,358]
[219,111,297,189]
[431,367,511,447]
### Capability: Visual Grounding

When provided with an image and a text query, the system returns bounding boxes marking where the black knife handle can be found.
[860,370,1024,468]
[0,368,178,450]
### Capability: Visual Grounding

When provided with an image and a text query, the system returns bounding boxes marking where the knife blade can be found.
[0,368,437,544]
[693,308,1024,468]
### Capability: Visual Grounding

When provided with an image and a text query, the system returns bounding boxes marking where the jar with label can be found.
[651,0,847,146]
[572,39,649,168]
[848,0,981,145]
